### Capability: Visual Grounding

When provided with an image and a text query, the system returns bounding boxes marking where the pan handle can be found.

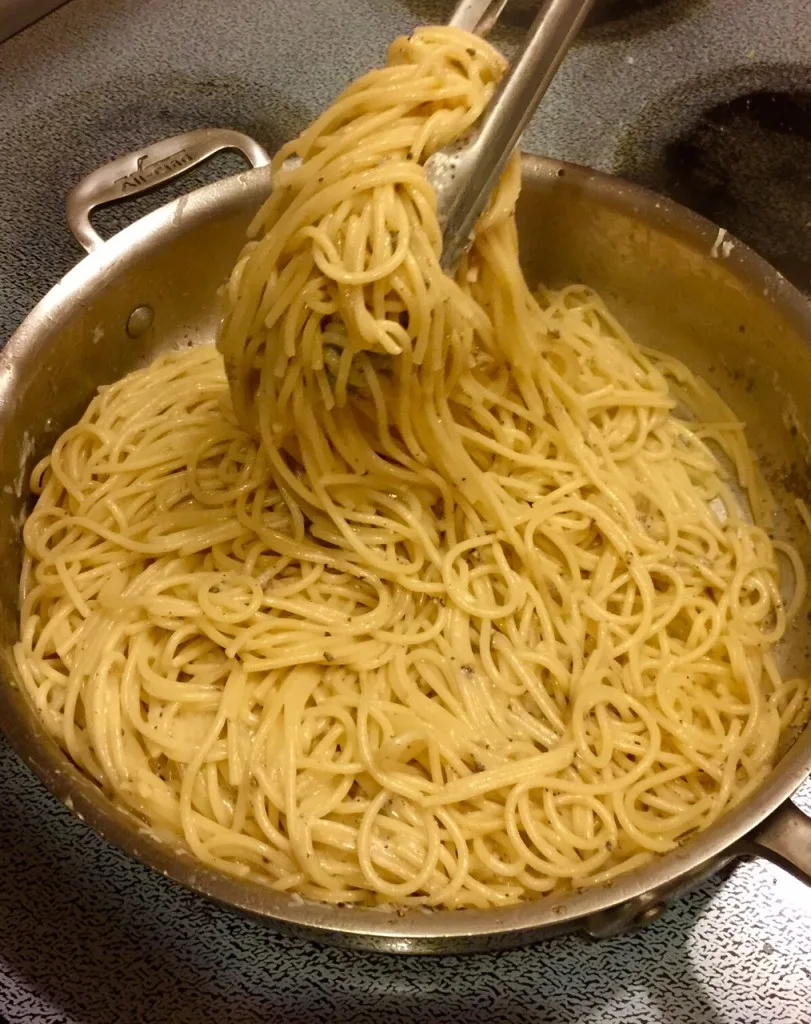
[586,796,811,938]
[736,799,811,885]
[65,128,271,254]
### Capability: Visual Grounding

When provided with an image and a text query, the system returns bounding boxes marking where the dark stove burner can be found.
[587,0,695,31]
[592,0,673,16]
[499,0,701,37]
[617,75,811,293]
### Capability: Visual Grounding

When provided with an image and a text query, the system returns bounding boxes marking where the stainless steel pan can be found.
[1,128,809,953]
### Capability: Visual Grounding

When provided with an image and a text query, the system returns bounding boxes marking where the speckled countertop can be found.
[1,1,810,1021]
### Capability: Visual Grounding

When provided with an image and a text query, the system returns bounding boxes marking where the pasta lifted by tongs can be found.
[276,0,595,270]
[231,0,596,408]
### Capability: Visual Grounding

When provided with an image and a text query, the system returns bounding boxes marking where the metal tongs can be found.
[429,0,595,268]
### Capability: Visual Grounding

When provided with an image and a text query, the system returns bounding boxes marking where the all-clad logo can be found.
[114,149,194,192]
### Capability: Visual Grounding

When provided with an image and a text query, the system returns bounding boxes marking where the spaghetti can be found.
[15,26,809,908]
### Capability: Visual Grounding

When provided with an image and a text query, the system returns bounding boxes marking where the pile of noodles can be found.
[16,26,809,908]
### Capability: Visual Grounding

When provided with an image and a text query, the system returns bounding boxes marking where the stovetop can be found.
[1,1,810,1022]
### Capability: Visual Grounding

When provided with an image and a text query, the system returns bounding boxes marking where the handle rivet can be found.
[126,306,154,338]
[635,902,665,928]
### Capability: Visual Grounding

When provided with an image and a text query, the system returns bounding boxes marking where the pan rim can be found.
[1,152,809,951]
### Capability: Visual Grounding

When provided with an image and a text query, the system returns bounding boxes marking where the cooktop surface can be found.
[1,1,810,1021]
